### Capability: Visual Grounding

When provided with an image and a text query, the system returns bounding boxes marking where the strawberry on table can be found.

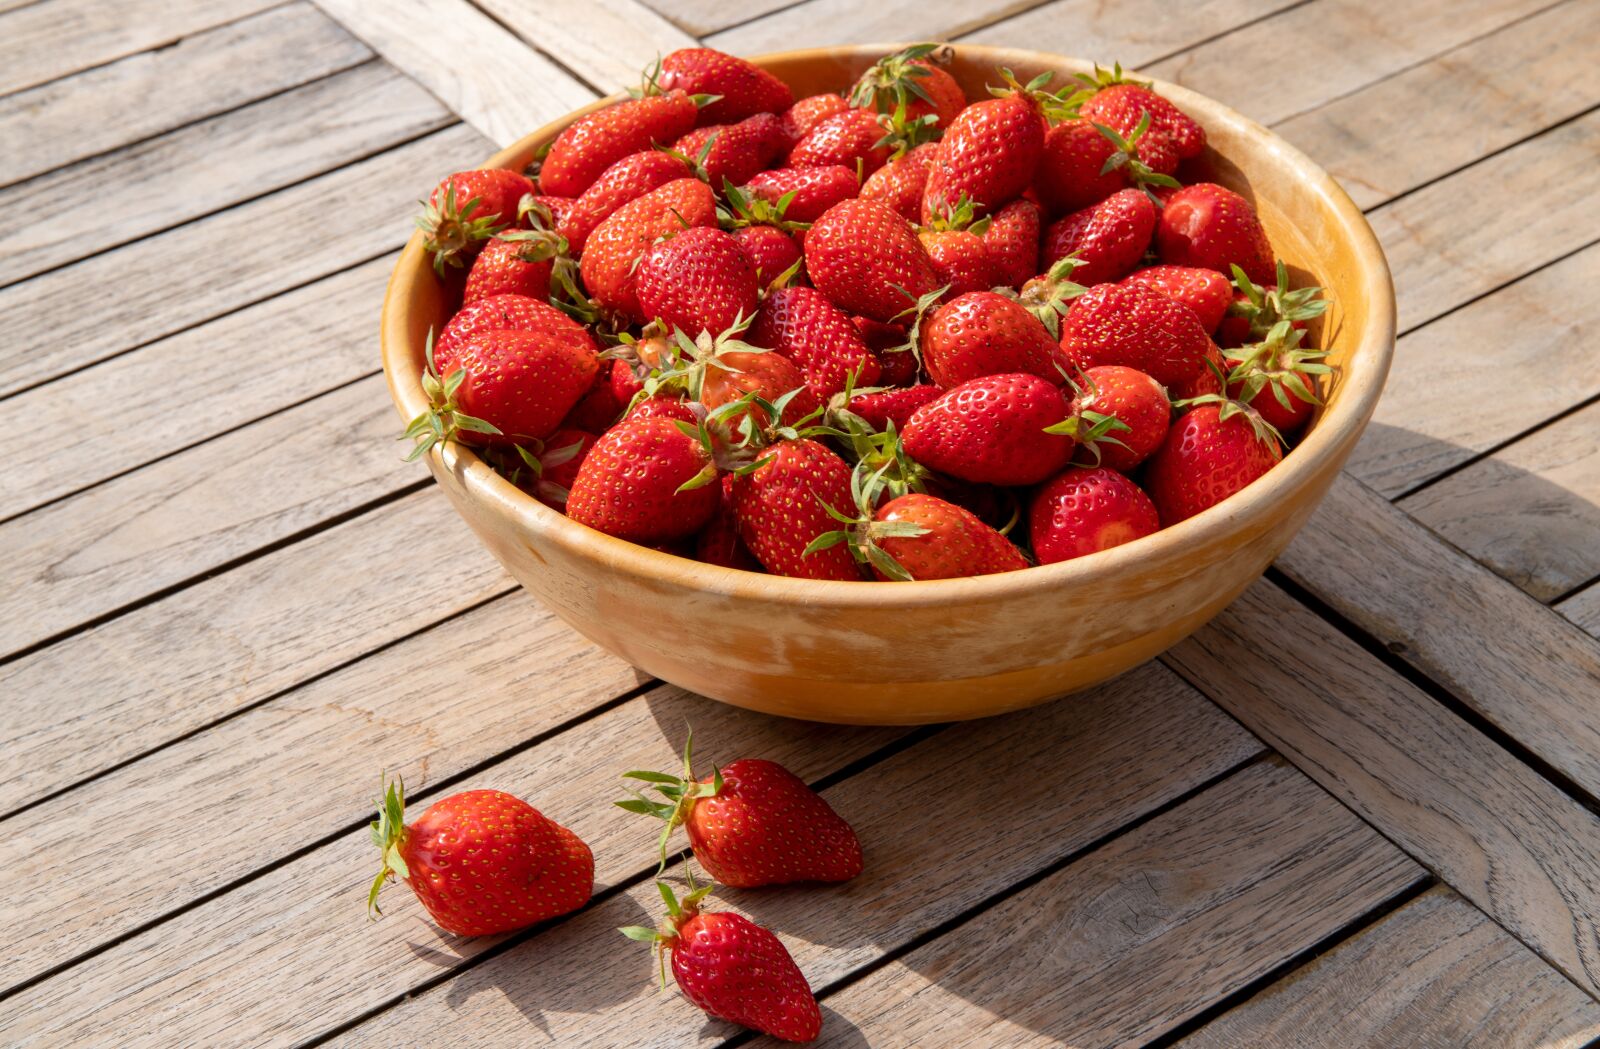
[861,141,937,220]
[1058,280,1216,391]
[658,47,796,127]
[1029,466,1159,564]
[558,149,690,255]
[1144,394,1283,524]
[418,169,536,274]
[804,198,941,324]
[1040,188,1156,286]
[368,778,592,936]
[919,290,1065,388]
[636,226,760,338]
[1121,264,1232,332]
[566,415,721,542]
[1157,182,1276,284]
[580,177,718,322]
[901,372,1076,486]
[540,89,701,198]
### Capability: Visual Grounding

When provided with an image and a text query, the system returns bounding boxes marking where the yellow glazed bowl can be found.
[381,44,1395,725]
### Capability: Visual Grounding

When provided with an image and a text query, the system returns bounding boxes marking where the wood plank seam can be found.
[462,0,618,94]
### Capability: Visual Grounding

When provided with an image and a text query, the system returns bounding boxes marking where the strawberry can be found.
[788,107,892,173]
[1157,183,1275,284]
[650,323,819,427]
[559,150,689,255]
[751,285,881,398]
[1224,320,1330,435]
[501,428,595,509]
[672,112,788,187]
[1069,365,1170,471]
[921,70,1055,222]
[417,169,536,274]
[742,165,859,223]
[1144,396,1283,524]
[729,434,861,580]
[624,395,701,426]
[637,226,759,337]
[732,225,802,287]
[1171,342,1227,401]
[979,198,1042,289]
[854,316,920,384]
[861,141,936,221]
[696,476,763,571]
[804,198,939,323]
[1029,466,1159,564]
[850,44,966,128]
[564,357,644,432]
[919,228,1002,296]
[779,93,850,144]
[658,47,795,127]
[1121,264,1231,331]
[1076,65,1206,160]
[461,228,564,305]
[1032,115,1179,215]
[522,193,578,233]
[623,884,821,1043]
[815,491,1026,581]
[566,415,720,542]
[1217,261,1328,348]
[920,290,1064,388]
[434,292,588,374]
[1058,281,1215,390]
[580,178,717,321]
[902,372,1075,486]
[1040,188,1156,286]
[540,90,700,198]
[843,383,943,431]
[368,779,592,936]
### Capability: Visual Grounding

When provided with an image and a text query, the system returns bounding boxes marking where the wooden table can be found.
[3,0,1599,1045]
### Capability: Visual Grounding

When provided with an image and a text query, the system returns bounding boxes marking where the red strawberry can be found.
[861,142,936,221]
[1171,341,1227,401]
[826,492,1026,581]
[1217,261,1329,348]
[623,886,821,1043]
[804,198,939,323]
[418,169,536,273]
[697,476,763,571]
[503,428,596,509]
[780,92,851,143]
[742,165,859,223]
[368,779,592,937]
[637,226,759,337]
[1040,188,1156,286]
[654,323,820,427]
[730,437,860,579]
[559,150,689,255]
[672,112,788,187]
[788,107,891,173]
[1157,183,1275,284]
[921,72,1051,221]
[1029,466,1159,564]
[1144,397,1283,524]
[461,228,564,305]
[580,178,717,321]
[1071,365,1170,472]
[564,357,643,432]
[1224,321,1330,435]
[850,44,966,128]
[843,382,943,431]
[434,293,588,374]
[902,372,1075,486]
[566,415,720,542]
[522,193,577,232]
[732,225,802,287]
[920,290,1064,388]
[1033,119,1123,215]
[540,90,700,198]
[624,395,701,426]
[919,228,1002,296]
[751,285,881,398]
[1077,67,1206,159]
[659,47,795,127]
[1058,281,1214,390]
[854,316,920,385]
[979,198,1042,289]
[1121,264,1231,331]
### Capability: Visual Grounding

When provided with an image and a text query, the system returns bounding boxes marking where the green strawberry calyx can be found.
[641,313,773,405]
[919,193,991,236]
[1073,61,1152,94]
[1044,409,1133,468]
[620,877,716,987]
[616,732,726,874]
[367,776,411,920]
[1090,111,1182,201]
[416,182,506,276]
[1228,260,1330,340]
[399,331,504,462]
[851,42,950,114]
[718,180,810,233]
[805,460,931,582]
[1018,255,1087,337]
[1174,380,1286,452]
[1223,320,1331,414]
[887,281,953,366]
[502,435,587,506]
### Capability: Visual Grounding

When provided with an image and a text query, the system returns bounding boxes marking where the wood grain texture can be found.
[1277,474,1600,803]
[1274,0,1600,209]
[0,591,641,993]
[1164,579,1600,999]
[1347,243,1600,498]
[1369,107,1600,333]
[327,663,1266,1047]
[476,0,698,93]
[1399,400,1600,602]
[705,0,1048,55]
[640,0,795,36]
[1179,886,1600,1049]
[0,2,371,188]
[0,62,451,285]
[1561,584,1600,640]
[1142,0,1558,127]
[773,760,1423,1048]
[2,684,904,1045]
[962,0,1304,67]
[0,0,278,96]
[308,0,596,145]
[0,122,489,396]
[0,488,511,812]
[0,258,392,519]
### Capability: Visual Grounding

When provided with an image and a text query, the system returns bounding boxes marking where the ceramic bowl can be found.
[381,44,1395,725]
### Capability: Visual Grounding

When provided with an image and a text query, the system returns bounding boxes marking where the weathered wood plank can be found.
[759,760,1421,1048]
[640,0,794,36]
[1,682,906,1043]
[706,0,1048,55]
[0,488,511,812]
[1273,0,1600,209]
[0,374,412,658]
[1143,0,1558,127]
[1179,885,1600,1049]
[323,663,1266,1047]
[0,259,391,520]
[1398,400,1600,602]
[0,0,279,97]
[1163,579,1600,999]
[962,0,1305,68]
[1277,474,1600,803]
[0,122,490,396]
[0,2,372,189]
[1560,584,1600,641]
[0,62,451,286]
[1346,243,1600,499]
[309,0,596,146]
[476,0,698,93]
[0,590,643,993]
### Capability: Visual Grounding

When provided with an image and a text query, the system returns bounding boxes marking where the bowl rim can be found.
[382,42,1396,610]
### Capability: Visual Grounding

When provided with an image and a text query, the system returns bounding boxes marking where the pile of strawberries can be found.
[370,738,862,1041]
[403,45,1329,581]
